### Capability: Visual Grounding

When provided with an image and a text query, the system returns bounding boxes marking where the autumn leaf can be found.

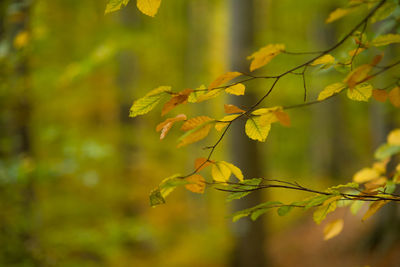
[313,196,341,224]
[13,31,29,49]
[344,64,372,89]
[181,116,213,131]
[220,161,244,181]
[156,114,187,140]
[388,87,400,108]
[208,72,242,90]
[259,112,278,126]
[196,89,224,102]
[348,47,366,57]
[225,83,246,95]
[362,200,389,221]
[371,54,383,66]
[251,106,282,115]
[211,162,231,182]
[245,116,271,142]
[185,174,206,193]
[318,82,346,101]
[347,83,373,102]
[105,0,130,14]
[177,120,214,148]
[215,114,239,132]
[137,0,162,17]
[224,104,245,114]
[372,89,388,102]
[310,54,335,66]
[387,129,400,145]
[371,33,400,47]
[129,86,171,117]
[247,44,285,72]
[188,85,207,103]
[161,89,193,116]
[353,167,380,183]
[324,219,344,240]
[194,157,212,172]
[325,7,357,23]
[274,110,291,127]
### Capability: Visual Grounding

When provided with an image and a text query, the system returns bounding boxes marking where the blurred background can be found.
[1,0,400,266]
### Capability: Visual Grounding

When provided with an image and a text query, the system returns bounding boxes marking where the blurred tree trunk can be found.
[229,1,267,266]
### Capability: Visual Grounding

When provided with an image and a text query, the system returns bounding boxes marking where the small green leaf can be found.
[304,195,332,210]
[149,188,165,207]
[129,86,171,117]
[277,205,293,216]
[384,180,396,194]
[374,144,400,160]
[350,200,364,215]
[105,0,130,14]
[225,178,262,202]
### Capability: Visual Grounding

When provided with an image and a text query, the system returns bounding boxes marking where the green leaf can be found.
[231,201,282,222]
[149,188,165,207]
[245,116,271,142]
[250,201,282,221]
[188,85,207,103]
[374,144,400,160]
[277,205,293,216]
[371,33,400,47]
[313,196,340,224]
[370,2,397,23]
[304,195,332,210]
[129,86,171,117]
[327,182,359,192]
[384,180,396,194]
[105,0,130,14]
[225,178,262,202]
[159,174,189,197]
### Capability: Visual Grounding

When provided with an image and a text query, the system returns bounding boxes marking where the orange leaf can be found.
[185,174,206,193]
[371,54,383,66]
[274,110,291,127]
[388,86,400,108]
[181,116,213,131]
[344,64,372,89]
[208,72,242,90]
[194,157,212,172]
[156,114,187,140]
[372,89,388,102]
[161,89,193,116]
[224,104,245,114]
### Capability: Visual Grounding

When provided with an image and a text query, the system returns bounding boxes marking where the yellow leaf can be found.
[211,162,231,182]
[251,106,282,115]
[188,85,207,103]
[225,83,246,95]
[310,54,335,66]
[274,110,291,127]
[372,159,388,174]
[245,117,271,142]
[185,174,206,193]
[208,72,242,90]
[372,89,388,102]
[247,44,285,72]
[347,83,372,102]
[317,82,346,101]
[371,34,400,47]
[136,0,161,17]
[344,64,372,89]
[161,89,192,116]
[13,31,29,49]
[324,219,344,240]
[156,114,187,140]
[387,129,400,145]
[177,122,213,148]
[353,167,380,183]
[259,113,278,126]
[196,89,223,102]
[215,114,239,132]
[105,0,130,14]
[325,8,355,23]
[313,196,341,224]
[194,158,212,172]
[129,86,171,117]
[181,116,213,131]
[348,47,366,57]
[388,87,400,108]
[362,200,389,221]
[220,161,244,181]
[224,104,245,114]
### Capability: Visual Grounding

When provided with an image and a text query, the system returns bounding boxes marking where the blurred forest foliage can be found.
[0,0,399,266]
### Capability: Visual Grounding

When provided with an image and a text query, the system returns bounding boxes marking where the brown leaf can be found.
[161,89,193,116]
[274,110,291,127]
[208,72,242,90]
[224,104,245,114]
[372,89,388,102]
[156,114,187,140]
[181,116,213,131]
[194,157,212,172]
